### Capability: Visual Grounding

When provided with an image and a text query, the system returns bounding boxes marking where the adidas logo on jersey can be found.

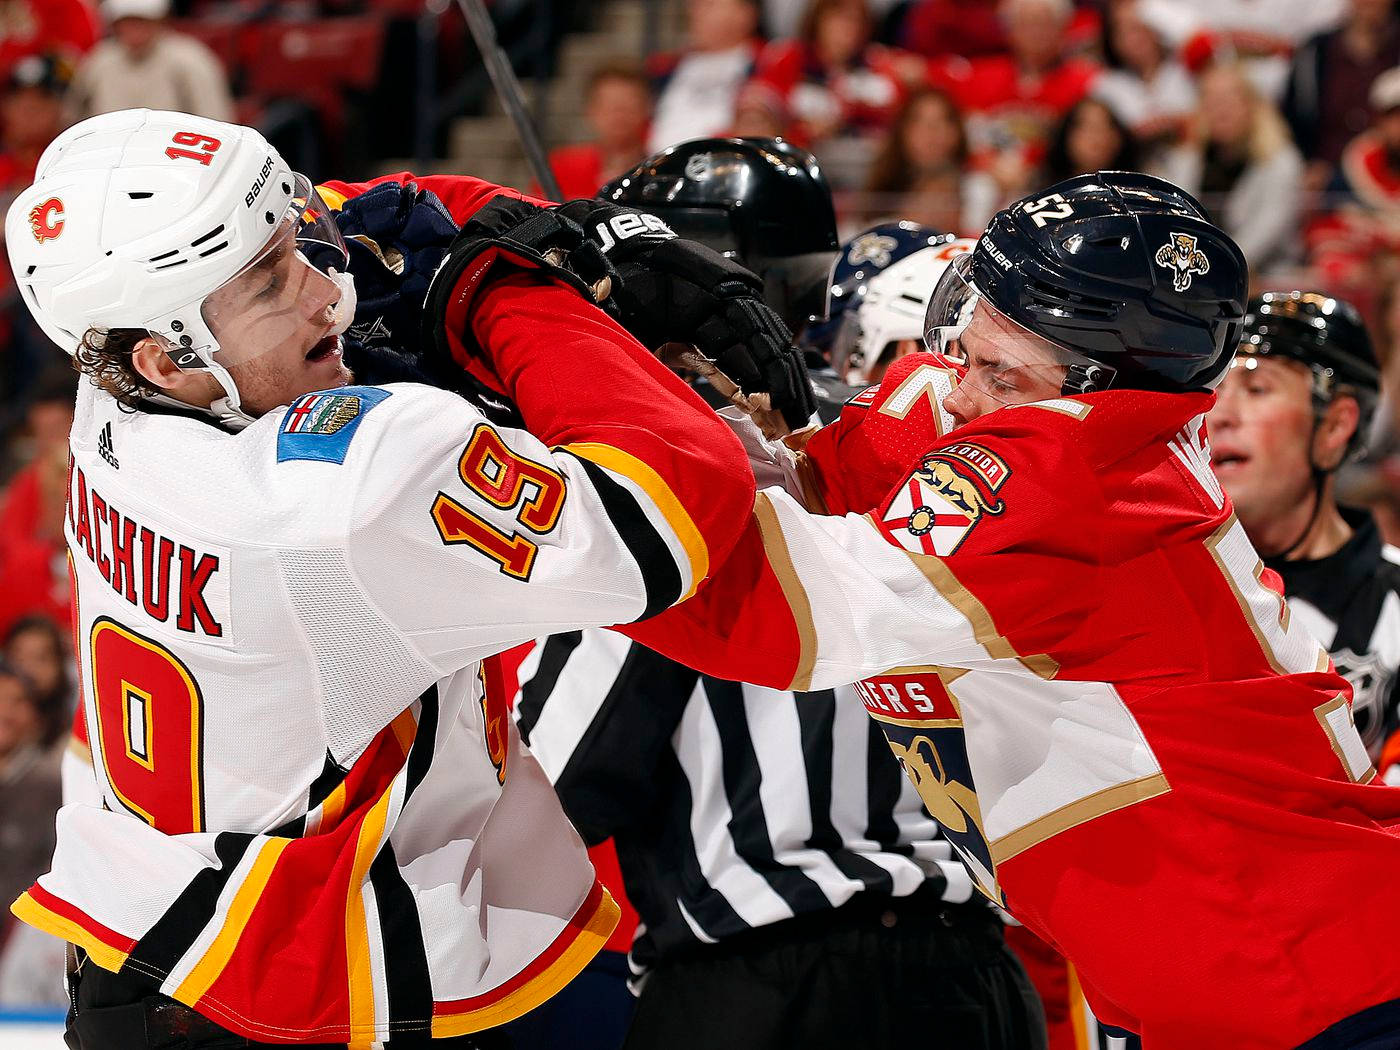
[97,421,119,469]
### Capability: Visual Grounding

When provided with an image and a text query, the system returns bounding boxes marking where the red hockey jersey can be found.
[627,353,1400,1048]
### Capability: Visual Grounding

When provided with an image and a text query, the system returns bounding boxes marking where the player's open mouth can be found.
[305,334,341,363]
[1211,451,1249,474]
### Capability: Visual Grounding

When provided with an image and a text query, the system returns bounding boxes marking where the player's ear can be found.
[130,336,183,391]
[1314,394,1361,472]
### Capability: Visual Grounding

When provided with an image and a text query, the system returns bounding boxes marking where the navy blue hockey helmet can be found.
[805,221,956,357]
[946,171,1249,394]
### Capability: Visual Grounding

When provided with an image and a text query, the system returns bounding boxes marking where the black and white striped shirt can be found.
[514,629,976,977]
[1268,510,1400,782]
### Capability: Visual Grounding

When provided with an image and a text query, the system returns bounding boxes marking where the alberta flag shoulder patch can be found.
[276,387,392,464]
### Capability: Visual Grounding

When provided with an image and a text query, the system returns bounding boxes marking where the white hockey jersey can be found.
[14,368,749,1044]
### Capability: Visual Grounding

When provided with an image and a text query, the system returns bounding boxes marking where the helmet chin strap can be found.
[153,269,358,434]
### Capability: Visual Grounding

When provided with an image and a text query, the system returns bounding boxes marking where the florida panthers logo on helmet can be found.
[847,232,900,269]
[28,197,64,243]
[1154,231,1210,292]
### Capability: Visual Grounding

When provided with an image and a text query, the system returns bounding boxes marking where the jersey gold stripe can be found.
[754,493,817,692]
[989,772,1171,866]
[431,883,619,1036]
[11,891,131,973]
[346,786,396,1041]
[561,442,708,598]
[175,837,291,1004]
[886,535,1059,680]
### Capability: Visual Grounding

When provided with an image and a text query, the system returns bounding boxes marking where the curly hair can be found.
[73,326,159,408]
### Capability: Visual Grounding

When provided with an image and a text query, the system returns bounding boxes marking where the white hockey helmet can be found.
[6,108,350,426]
[833,237,976,384]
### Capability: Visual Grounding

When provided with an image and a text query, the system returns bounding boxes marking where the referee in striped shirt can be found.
[516,630,1045,1050]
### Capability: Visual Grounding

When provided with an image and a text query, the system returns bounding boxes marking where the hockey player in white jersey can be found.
[4,110,761,1048]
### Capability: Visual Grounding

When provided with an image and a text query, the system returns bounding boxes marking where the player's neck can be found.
[1249,494,1353,562]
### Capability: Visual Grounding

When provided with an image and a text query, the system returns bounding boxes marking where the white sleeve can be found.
[345,385,707,675]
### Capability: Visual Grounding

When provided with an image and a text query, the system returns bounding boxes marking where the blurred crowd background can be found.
[5,0,1400,1018]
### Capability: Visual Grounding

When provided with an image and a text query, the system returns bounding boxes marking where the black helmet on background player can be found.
[925,171,1248,396]
[601,137,839,328]
[1237,291,1380,460]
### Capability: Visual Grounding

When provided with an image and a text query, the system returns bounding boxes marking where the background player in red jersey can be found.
[623,172,1400,1049]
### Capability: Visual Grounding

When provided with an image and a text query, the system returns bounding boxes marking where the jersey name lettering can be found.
[68,461,230,641]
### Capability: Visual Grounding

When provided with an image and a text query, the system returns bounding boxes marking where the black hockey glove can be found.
[420,194,616,369]
[559,198,817,432]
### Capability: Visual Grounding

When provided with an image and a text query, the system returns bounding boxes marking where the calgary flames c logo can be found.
[29,197,64,243]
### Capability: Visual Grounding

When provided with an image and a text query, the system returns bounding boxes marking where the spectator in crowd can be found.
[900,0,1099,64]
[736,0,913,155]
[1305,68,1400,294]
[0,370,78,641]
[931,0,1099,199]
[547,60,653,200]
[760,0,901,42]
[1091,0,1196,167]
[0,52,73,201]
[1156,61,1305,270]
[1284,0,1400,192]
[4,615,73,748]
[862,87,1000,234]
[1146,0,1346,101]
[0,52,73,406]
[1040,97,1140,185]
[0,0,97,79]
[67,0,231,122]
[0,664,61,955]
[647,0,762,153]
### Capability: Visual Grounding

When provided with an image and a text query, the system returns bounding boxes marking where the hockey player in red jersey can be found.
[2,109,811,1049]
[625,172,1400,1049]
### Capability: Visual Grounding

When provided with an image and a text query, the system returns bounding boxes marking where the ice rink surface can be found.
[2,1011,66,1049]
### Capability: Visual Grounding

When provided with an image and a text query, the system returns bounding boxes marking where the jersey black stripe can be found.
[126,832,255,981]
[516,632,582,742]
[562,451,683,618]
[272,751,349,838]
[369,843,434,1035]
[703,677,833,915]
[404,684,439,796]
[372,684,439,1033]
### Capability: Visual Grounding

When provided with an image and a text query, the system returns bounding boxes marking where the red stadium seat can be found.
[241,17,386,99]
[168,18,243,76]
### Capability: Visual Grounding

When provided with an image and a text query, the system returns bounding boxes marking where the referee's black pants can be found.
[622,889,1047,1050]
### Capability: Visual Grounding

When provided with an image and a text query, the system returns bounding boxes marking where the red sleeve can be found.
[800,352,966,515]
[465,272,756,587]
[319,172,551,226]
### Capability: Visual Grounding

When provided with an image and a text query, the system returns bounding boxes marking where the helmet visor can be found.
[154,173,351,371]
[924,252,1116,407]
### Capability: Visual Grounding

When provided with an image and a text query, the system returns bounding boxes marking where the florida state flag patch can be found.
[874,442,1010,556]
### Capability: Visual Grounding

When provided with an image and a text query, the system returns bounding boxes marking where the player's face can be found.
[939,299,1067,426]
[201,226,351,417]
[1208,355,1316,522]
